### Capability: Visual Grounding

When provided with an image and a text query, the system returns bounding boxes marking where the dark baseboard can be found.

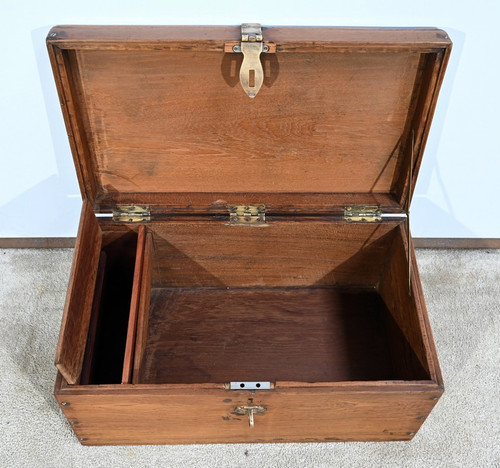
[413,238,500,249]
[0,237,499,249]
[0,238,76,248]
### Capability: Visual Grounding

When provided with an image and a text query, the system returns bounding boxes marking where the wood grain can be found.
[132,232,154,384]
[148,221,398,288]
[394,49,452,207]
[55,375,442,445]
[121,225,146,384]
[55,201,102,384]
[408,234,444,385]
[46,26,451,210]
[138,287,427,384]
[80,252,107,385]
[378,223,442,384]
[68,49,419,196]
[48,25,451,51]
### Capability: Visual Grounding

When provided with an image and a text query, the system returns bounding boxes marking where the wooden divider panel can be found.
[55,201,102,384]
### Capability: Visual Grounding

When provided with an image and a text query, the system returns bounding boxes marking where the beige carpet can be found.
[0,248,498,467]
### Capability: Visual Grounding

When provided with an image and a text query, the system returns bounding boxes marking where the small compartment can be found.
[80,230,140,384]
[131,220,431,385]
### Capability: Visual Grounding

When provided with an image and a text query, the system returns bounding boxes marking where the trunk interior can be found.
[79,217,431,387]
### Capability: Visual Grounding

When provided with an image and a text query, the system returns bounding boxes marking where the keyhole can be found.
[249,69,255,88]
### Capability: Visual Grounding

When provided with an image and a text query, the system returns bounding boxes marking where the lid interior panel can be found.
[48,26,451,211]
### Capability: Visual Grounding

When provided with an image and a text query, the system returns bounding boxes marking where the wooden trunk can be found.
[47,24,451,445]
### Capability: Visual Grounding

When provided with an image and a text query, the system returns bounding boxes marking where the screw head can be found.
[263,45,269,53]
[61,401,69,406]
[232,45,241,53]
[49,32,57,37]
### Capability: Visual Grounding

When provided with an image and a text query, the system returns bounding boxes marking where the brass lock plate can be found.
[224,23,276,98]
[233,400,267,428]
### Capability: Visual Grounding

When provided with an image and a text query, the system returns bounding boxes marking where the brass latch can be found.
[112,205,151,223]
[344,205,382,223]
[233,400,267,428]
[229,205,266,225]
[226,23,275,99]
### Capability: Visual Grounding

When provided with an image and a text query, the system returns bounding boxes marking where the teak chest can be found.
[47,24,452,445]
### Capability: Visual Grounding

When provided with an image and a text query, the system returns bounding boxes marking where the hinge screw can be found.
[61,401,69,406]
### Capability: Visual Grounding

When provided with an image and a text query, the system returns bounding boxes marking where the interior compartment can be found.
[138,287,428,384]
[80,230,139,384]
[126,220,431,385]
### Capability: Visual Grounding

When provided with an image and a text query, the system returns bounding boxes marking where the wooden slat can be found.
[132,232,154,384]
[121,226,146,384]
[47,46,98,203]
[80,252,107,385]
[393,46,452,207]
[55,201,101,384]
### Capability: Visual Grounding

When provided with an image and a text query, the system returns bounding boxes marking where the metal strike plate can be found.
[229,381,272,390]
[229,205,266,225]
[344,205,382,223]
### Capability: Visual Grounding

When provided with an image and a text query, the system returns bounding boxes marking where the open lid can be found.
[47,25,451,214]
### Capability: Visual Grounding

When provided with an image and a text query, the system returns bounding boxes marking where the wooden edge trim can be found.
[46,25,451,49]
[408,229,443,387]
[80,251,107,385]
[55,201,102,384]
[121,226,147,384]
[132,232,154,384]
[1,237,498,249]
[55,371,442,396]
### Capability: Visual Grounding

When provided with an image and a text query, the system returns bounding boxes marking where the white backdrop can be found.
[1,0,498,238]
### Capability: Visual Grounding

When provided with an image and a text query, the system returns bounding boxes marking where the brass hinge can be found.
[112,205,151,223]
[344,205,382,223]
[229,205,266,225]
